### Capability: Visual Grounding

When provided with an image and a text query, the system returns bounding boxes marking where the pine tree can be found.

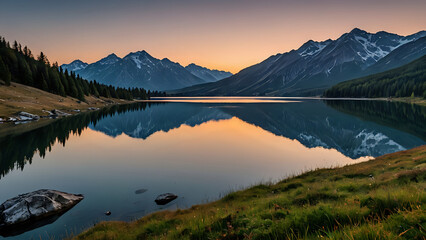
[37,52,49,66]
[18,56,33,85]
[23,46,29,57]
[0,57,11,86]
[41,74,48,91]
[13,41,18,51]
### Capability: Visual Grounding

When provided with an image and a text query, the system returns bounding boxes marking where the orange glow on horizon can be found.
[1,1,425,73]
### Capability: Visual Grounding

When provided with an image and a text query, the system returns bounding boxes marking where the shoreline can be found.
[74,145,426,239]
[1,81,423,123]
[383,97,426,106]
[0,100,152,138]
[2,94,424,136]
[152,96,426,106]
[0,82,151,135]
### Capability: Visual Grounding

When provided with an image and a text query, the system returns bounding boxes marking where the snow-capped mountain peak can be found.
[99,53,121,65]
[341,28,426,65]
[61,60,88,72]
[296,28,426,67]
[124,51,156,69]
[349,27,367,35]
[297,39,332,57]
[185,63,233,82]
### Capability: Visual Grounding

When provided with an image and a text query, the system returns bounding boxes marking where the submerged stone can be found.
[135,188,148,194]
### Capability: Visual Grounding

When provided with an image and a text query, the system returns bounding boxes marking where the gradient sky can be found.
[1,0,425,73]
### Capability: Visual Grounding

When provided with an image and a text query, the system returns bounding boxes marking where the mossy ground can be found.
[75,146,426,240]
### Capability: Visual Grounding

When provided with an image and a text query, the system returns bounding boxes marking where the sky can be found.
[0,0,425,73]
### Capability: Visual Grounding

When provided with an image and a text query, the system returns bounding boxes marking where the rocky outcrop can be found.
[0,189,83,229]
[1,112,40,123]
[39,109,72,119]
[51,109,71,117]
[17,112,40,121]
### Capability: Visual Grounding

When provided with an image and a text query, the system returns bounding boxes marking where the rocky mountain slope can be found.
[185,63,232,82]
[62,52,231,91]
[173,28,426,96]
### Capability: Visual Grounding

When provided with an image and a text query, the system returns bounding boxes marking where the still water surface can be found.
[0,98,424,239]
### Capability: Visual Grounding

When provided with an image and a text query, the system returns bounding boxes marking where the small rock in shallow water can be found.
[135,189,148,194]
[155,193,178,205]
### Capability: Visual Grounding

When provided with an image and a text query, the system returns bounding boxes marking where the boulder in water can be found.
[154,193,178,205]
[0,189,83,232]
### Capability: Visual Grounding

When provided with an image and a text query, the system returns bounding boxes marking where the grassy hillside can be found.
[75,146,426,240]
[0,81,130,118]
[324,55,426,98]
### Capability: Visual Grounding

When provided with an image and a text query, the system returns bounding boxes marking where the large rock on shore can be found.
[17,111,40,121]
[0,189,83,228]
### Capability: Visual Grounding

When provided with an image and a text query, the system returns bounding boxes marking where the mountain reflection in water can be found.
[0,99,425,180]
[90,100,425,159]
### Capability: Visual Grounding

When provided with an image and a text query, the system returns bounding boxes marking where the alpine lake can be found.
[0,97,425,239]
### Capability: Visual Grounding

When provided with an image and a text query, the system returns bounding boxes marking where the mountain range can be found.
[61,51,232,91]
[173,28,426,96]
[185,63,232,82]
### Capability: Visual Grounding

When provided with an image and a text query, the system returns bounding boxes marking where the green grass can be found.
[74,146,426,240]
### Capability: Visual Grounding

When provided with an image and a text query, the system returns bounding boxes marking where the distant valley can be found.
[61,51,232,91]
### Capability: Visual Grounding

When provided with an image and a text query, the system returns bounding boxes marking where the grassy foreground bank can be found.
[75,146,426,240]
